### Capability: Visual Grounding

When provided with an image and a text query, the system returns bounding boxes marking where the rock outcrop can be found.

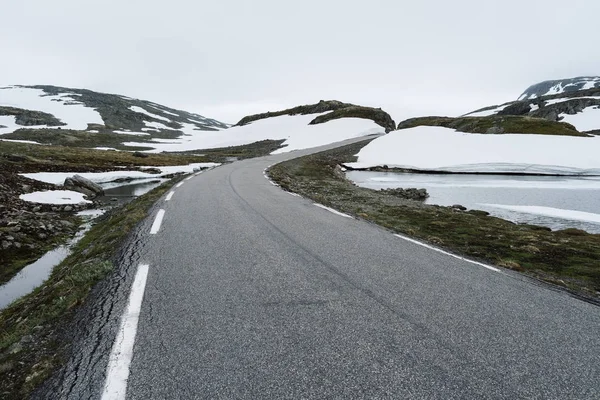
[236,100,396,133]
[64,175,104,198]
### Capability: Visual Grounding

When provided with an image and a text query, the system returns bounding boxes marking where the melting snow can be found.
[347,126,600,175]
[130,106,171,122]
[21,163,220,185]
[20,190,92,205]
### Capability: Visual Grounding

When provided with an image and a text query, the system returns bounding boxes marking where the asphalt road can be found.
[44,138,600,399]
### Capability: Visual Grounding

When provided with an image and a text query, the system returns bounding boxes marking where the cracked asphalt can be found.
[42,138,600,399]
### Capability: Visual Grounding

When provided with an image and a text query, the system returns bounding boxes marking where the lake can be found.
[346,171,600,234]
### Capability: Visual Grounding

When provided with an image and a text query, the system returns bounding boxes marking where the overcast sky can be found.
[1,0,599,123]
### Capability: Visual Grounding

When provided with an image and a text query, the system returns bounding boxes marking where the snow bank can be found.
[123,114,383,154]
[21,163,220,185]
[20,190,92,205]
[347,126,600,175]
[0,87,103,132]
[560,107,600,132]
[481,204,600,225]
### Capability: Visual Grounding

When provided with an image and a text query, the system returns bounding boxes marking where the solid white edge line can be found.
[287,191,301,197]
[101,263,150,400]
[149,209,165,234]
[184,176,192,181]
[314,203,353,219]
[176,182,184,188]
[393,233,500,272]
[165,191,175,201]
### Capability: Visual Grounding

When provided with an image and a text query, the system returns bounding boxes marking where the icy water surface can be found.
[347,171,600,233]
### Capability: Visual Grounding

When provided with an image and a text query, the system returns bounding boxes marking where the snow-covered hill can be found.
[0,86,385,153]
[518,77,600,100]
[462,77,600,134]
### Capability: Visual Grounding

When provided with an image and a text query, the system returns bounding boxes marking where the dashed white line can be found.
[393,233,500,272]
[184,176,193,181]
[149,209,166,234]
[165,191,175,201]
[314,203,353,219]
[101,263,150,400]
[176,182,184,188]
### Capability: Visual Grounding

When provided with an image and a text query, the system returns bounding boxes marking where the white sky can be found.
[1,0,599,124]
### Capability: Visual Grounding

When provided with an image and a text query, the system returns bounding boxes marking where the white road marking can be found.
[314,203,353,219]
[149,209,166,234]
[176,182,184,188]
[165,191,175,201]
[287,191,301,197]
[269,180,279,186]
[101,263,150,400]
[184,176,192,181]
[194,172,202,176]
[393,233,500,272]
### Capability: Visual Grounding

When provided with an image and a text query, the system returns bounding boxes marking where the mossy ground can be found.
[398,115,585,136]
[269,141,600,301]
[0,180,175,398]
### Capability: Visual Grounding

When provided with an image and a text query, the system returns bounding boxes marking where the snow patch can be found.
[0,87,103,132]
[560,107,600,132]
[22,163,220,185]
[20,190,92,205]
[130,106,171,122]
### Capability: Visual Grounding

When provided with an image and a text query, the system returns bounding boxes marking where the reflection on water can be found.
[347,171,600,233]
[103,179,167,197]
[0,225,91,310]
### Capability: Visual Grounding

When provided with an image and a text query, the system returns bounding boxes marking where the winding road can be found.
[44,138,600,399]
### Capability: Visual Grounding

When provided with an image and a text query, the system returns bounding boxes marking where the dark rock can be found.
[142,167,162,174]
[380,188,429,201]
[64,174,104,197]
[63,205,73,212]
[486,125,505,134]
[451,204,467,211]
[6,154,27,162]
[498,102,531,116]
[133,151,149,158]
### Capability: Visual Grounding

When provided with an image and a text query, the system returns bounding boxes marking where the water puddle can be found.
[0,221,95,310]
[102,178,167,197]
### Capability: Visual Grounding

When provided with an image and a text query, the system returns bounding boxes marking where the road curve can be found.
[46,138,600,399]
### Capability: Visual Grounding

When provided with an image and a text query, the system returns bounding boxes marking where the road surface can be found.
[43,138,600,399]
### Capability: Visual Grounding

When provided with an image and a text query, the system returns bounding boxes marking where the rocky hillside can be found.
[460,77,600,135]
[0,85,229,150]
[518,76,600,100]
[236,100,396,133]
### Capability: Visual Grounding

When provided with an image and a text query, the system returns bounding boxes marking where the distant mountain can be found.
[518,76,600,100]
[0,85,229,151]
[461,77,600,135]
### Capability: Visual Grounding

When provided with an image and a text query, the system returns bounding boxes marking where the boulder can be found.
[64,175,104,198]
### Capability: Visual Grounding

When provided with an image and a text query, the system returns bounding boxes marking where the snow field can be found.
[348,126,600,175]
[123,114,384,154]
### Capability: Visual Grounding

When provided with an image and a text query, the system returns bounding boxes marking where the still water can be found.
[347,171,600,234]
